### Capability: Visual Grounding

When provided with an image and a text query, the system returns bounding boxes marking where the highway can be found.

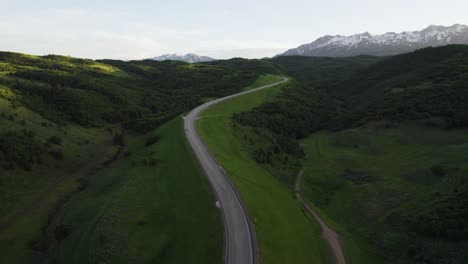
[184,77,288,264]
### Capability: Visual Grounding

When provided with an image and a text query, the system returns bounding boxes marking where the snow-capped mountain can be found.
[279,24,468,57]
[151,53,215,63]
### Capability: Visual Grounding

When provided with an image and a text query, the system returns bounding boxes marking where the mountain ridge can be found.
[151,53,216,63]
[278,24,468,57]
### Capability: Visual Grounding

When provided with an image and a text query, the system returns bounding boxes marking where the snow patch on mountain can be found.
[151,53,216,63]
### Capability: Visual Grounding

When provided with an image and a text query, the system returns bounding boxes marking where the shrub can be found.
[76,177,88,192]
[431,165,447,177]
[48,136,62,145]
[0,130,43,170]
[148,158,158,166]
[112,133,125,146]
[406,180,468,240]
[342,169,376,184]
[54,224,71,241]
[49,149,64,160]
[145,135,160,147]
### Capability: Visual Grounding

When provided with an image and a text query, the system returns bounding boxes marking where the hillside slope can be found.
[331,45,468,129]
[232,45,468,263]
[0,51,270,263]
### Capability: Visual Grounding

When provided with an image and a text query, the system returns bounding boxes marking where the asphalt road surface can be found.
[184,77,288,264]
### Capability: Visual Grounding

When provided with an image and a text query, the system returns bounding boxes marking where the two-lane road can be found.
[184,77,288,264]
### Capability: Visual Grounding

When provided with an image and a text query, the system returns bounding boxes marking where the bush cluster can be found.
[0,130,43,170]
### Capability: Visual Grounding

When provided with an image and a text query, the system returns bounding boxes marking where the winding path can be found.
[295,169,346,264]
[184,78,288,264]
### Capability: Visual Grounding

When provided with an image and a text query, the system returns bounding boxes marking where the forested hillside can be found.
[330,45,468,128]
[0,53,261,129]
[239,46,468,144]
[0,52,275,170]
[233,45,468,263]
[271,55,381,88]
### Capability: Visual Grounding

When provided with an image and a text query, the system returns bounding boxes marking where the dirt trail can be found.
[295,169,346,264]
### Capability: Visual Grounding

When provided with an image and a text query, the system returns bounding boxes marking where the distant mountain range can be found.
[278,24,468,57]
[151,53,215,63]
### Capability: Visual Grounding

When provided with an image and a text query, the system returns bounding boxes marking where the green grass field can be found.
[197,77,332,264]
[300,124,468,263]
[55,117,222,263]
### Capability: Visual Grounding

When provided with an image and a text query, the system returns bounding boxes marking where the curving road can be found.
[184,77,288,264]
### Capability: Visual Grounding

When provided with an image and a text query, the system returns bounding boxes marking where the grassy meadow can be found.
[241,74,284,91]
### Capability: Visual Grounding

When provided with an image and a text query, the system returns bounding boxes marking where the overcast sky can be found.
[1,0,468,60]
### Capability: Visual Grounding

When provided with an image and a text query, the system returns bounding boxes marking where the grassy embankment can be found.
[300,124,468,263]
[201,74,285,103]
[197,77,333,264]
[241,74,284,91]
[55,117,222,263]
